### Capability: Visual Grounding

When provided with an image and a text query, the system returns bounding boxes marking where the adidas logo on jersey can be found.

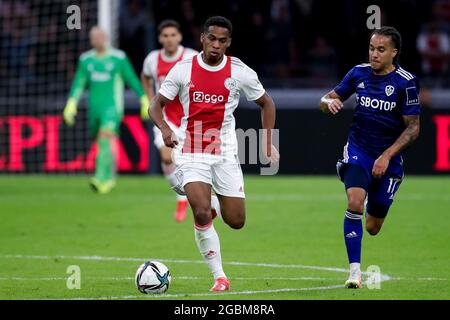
[357,82,365,89]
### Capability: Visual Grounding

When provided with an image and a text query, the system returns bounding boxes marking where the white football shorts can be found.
[172,154,245,198]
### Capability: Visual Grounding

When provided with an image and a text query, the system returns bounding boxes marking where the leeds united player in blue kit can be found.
[319,27,421,288]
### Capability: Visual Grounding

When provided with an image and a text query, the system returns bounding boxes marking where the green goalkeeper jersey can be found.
[69,48,144,114]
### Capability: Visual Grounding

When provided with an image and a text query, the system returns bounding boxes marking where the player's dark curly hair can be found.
[371,26,402,64]
[203,16,232,36]
[158,19,181,34]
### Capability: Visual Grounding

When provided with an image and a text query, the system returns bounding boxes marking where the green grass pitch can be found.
[0,175,449,300]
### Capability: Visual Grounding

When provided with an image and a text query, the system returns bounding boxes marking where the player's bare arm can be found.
[320,90,344,114]
[149,93,178,148]
[255,92,280,163]
[372,115,420,178]
[140,72,155,99]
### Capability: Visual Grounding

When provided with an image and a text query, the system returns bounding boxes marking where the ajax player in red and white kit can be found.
[141,20,198,222]
[149,16,279,292]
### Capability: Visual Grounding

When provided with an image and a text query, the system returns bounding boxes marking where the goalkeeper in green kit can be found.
[63,27,149,194]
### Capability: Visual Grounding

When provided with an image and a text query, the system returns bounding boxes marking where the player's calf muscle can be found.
[224,214,245,229]
[365,215,384,235]
[220,202,246,229]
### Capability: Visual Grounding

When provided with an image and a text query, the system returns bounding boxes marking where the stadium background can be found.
[0,0,449,175]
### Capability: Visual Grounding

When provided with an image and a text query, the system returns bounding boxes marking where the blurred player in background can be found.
[63,27,149,194]
[149,16,279,291]
[320,27,421,288]
[141,20,198,222]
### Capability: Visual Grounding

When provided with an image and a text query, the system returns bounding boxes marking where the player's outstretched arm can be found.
[254,92,280,163]
[149,93,178,148]
[320,90,344,114]
[63,58,88,126]
[372,115,420,178]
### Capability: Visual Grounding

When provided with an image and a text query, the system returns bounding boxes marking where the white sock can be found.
[350,262,361,272]
[194,223,226,280]
[211,195,222,220]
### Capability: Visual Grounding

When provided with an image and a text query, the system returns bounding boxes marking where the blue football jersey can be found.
[334,63,421,159]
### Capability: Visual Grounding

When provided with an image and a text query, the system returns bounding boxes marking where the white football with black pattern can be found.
[135,261,171,294]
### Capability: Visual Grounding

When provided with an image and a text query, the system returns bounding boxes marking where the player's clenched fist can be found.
[372,154,390,178]
[161,127,178,148]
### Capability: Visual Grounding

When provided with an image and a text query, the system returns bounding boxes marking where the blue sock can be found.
[344,209,363,264]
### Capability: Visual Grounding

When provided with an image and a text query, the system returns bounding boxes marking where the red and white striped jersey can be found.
[159,53,265,158]
[142,46,198,126]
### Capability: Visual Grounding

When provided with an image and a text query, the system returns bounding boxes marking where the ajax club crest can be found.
[224,77,237,90]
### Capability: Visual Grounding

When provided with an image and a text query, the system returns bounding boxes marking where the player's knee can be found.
[226,210,246,229]
[347,196,365,213]
[193,206,212,225]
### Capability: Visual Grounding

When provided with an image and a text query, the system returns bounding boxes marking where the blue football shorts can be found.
[336,142,404,218]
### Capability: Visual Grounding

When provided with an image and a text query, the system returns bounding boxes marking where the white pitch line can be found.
[0,253,373,275]
[4,193,449,203]
[20,193,446,202]
[2,275,446,282]
[392,277,450,281]
[66,284,346,300]
[0,276,343,282]
[0,253,392,283]
[0,277,67,281]
[417,277,449,281]
[10,253,443,299]
[244,194,450,202]
[0,254,353,272]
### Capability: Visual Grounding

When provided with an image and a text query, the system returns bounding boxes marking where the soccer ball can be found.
[135,261,171,294]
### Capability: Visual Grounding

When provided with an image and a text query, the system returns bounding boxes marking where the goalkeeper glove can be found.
[140,95,150,120]
[63,98,77,126]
